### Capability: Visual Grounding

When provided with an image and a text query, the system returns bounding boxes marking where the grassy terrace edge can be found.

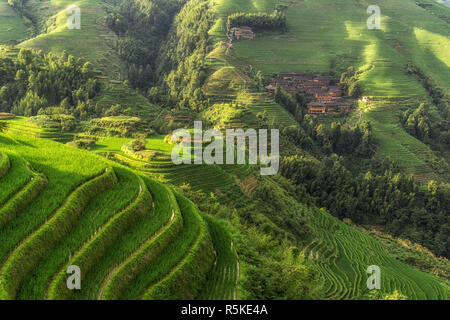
[0,152,10,179]
[47,175,153,300]
[141,193,215,300]
[99,182,183,300]
[0,166,117,299]
[0,162,47,230]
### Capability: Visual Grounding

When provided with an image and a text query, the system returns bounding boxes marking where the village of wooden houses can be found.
[228,25,352,116]
[266,73,351,115]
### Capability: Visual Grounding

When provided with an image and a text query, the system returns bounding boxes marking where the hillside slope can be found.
[0,131,447,299]
[1,0,160,119]
[0,0,448,301]
[0,0,28,44]
[202,0,449,299]
[18,0,122,76]
[209,0,449,182]
[219,0,449,96]
[302,205,448,299]
[0,132,218,300]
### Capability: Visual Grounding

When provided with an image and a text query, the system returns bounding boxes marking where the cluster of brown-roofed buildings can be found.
[230,26,255,40]
[265,72,351,115]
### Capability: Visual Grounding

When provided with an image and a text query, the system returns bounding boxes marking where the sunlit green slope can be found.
[0,0,28,44]
[3,0,160,119]
[18,0,122,76]
[209,0,449,182]
[214,0,449,97]
[1,131,447,300]
[0,132,218,300]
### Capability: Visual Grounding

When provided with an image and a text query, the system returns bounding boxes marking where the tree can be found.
[130,139,146,151]
[227,11,287,31]
[81,62,94,77]
[348,81,362,98]
[0,50,102,117]
[256,70,264,91]
[13,91,47,116]
[18,49,33,66]
[383,290,407,300]
[148,86,165,105]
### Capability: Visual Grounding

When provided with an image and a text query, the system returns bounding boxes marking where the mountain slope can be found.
[17,0,122,77]
[209,0,449,182]
[0,0,28,44]
[219,0,449,96]
[2,0,161,119]
[0,131,216,300]
[0,0,448,301]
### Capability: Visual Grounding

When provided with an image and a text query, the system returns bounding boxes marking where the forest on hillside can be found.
[0,49,99,118]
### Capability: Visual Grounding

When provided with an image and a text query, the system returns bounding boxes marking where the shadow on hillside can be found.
[14,138,36,148]
[0,135,18,146]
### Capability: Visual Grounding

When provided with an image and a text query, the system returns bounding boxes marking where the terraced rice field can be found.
[209,0,448,181]
[301,207,449,299]
[0,131,233,300]
[0,153,33,206]
[1,126,448,300]
[1,0,448,300]
[204,46,297,128]
[118,193,212,300]
[348,98,444,182]
[98,179,182,300]
[94,81,160,120]
[240,92,297,127]
[6,116,75,143]
[198,214,240,300]
[222,0,449,96]
[18,0,123,77]
[93,135,254,193]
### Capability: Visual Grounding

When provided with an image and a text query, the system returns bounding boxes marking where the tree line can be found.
[340,67,363,98]
[7,0,38,36]
[404,63,449,154]
[147,0,214,111]
[227,10,287,32]
[273,80,447,258]
[105,0,186,90]
[401,103,450,150]
[0,49,100,118]
[406,63,445,106]
[280,154,449,258]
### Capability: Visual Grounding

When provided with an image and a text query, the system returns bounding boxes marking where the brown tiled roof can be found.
[307,102,325,107]
[328,86,342,91]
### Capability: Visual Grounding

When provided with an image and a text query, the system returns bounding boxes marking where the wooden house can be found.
[233,26,255,40]
[328,86,343,97]
[307,102,328,114]
[315,91,333,103]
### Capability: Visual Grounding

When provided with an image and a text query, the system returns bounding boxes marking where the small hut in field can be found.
[232,26,255,40]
